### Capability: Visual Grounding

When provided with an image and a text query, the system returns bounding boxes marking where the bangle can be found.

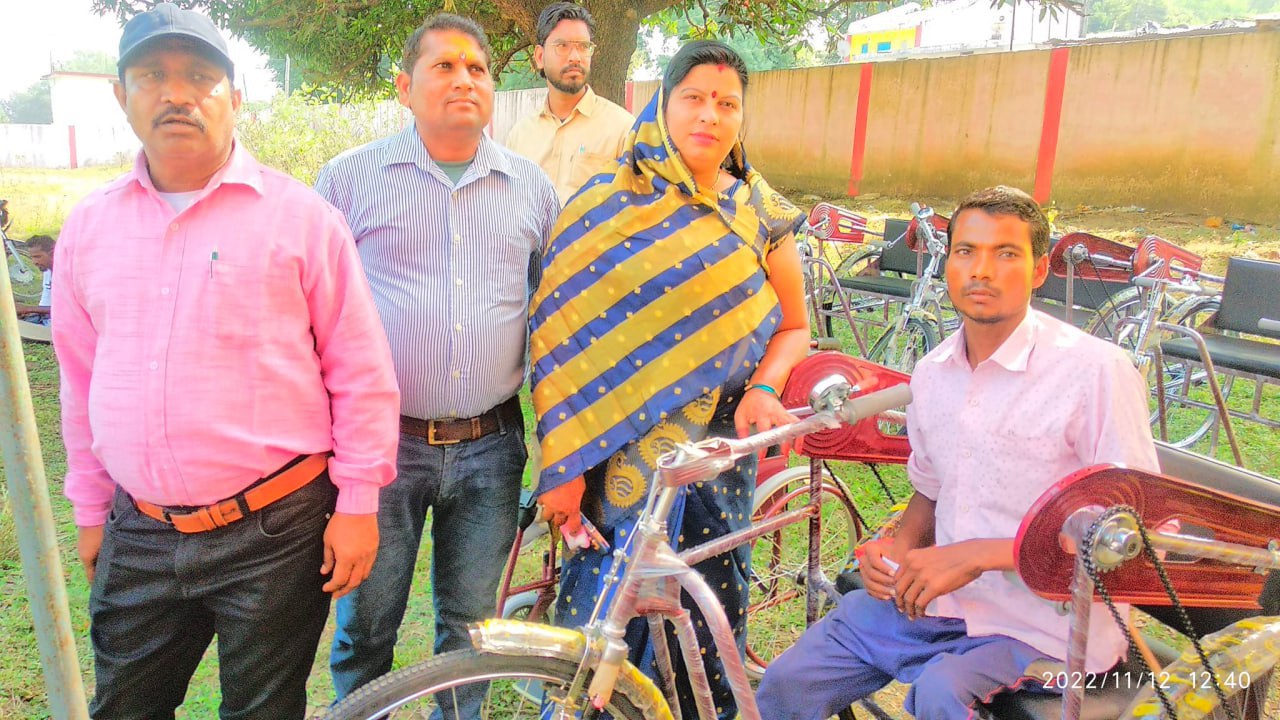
[746,383,779,397]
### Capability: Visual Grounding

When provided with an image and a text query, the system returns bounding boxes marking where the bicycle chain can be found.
[1081,505,1238,720]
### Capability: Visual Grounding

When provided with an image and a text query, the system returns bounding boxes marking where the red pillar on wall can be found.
[68,126,78,169]
[847,64,875,197]
[1032,47,1071,204]
[625,81,634,114]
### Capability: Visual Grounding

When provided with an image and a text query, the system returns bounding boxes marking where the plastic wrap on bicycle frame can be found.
[1131,235,1203,280]
[1014,464,1280,609]
[1048,232,1134,283]
[779,352,911,463]
[904,211,949,252]
[807,203,870,243]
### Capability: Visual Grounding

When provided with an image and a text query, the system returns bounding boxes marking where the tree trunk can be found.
[587,0,643,107]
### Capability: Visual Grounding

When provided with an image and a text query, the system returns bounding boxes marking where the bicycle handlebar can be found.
[656,383,913,487]
[1131,274,1220,296]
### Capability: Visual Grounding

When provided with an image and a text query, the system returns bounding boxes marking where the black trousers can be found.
[88,475,336,720]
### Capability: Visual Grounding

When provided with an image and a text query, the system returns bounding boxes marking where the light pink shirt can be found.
[53,145,400,526]
[906,308,1158,672]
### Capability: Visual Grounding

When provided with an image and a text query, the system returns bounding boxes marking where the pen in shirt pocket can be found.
[209,248,219,279]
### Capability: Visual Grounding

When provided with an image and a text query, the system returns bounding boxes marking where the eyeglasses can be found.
[547,40,596,58]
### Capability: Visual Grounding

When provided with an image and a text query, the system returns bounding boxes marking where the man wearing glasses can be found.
[506,2,634,205]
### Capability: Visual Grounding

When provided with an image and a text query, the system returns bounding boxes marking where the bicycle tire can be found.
[1121,616,1279,720]
[501,588,556,625]
[323,646,670,720]
[819,245,884,339]
[746,465,862,679]
[867,316,939,375]
[6,245,42,303]
[1083,286,1144,342]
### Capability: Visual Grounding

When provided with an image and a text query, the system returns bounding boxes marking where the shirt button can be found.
[451,370,461,379]
[968,398,978,407]
[453,234,461,244]
[455,278,463,286]
[454,323,462,332]
[169,223,179,232]
[160,287,170,295]
[149,361,159,370]
[962,449,972,458]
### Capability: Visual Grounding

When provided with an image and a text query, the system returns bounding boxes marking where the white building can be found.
[844,0,1085,60]
[48,71,123,126]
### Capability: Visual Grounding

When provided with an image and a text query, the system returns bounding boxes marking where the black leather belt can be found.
[400,396,519,445]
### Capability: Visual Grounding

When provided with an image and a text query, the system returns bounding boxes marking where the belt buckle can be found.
[426,419,462,446]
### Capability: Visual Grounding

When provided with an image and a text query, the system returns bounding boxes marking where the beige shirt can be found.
[505,86,634,205]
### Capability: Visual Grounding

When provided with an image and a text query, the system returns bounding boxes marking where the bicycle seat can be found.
[517,488,541,532]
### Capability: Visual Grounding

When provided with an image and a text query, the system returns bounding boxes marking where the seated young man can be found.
[756,186,1159,720]
[15,234,54,326]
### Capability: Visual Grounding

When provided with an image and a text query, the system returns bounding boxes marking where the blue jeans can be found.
[89,474,336,719]
[756,591,1057,720]
[330,402,525,718]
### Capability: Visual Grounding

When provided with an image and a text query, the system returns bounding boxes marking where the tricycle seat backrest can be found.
[1218,257,1280,339]
[881,219,944,277]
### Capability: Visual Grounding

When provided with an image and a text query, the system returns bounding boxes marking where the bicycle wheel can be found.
[819,246,884,339]
[324,646,669,720]
[6,245,42,303]
[1083,286,1144,342]
[867,316,939,375]
[1121,617,1279,720]
[501,589,556,625]
[1154,297,1233,449]
[746,465,862,679]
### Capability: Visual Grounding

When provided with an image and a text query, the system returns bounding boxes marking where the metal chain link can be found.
[1080,504,1238,720]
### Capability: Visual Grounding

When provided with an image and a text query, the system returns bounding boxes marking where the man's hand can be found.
[539,476,586,537]
[78,525,105,583]
[321,512,379,599]
[894,539,1013,620]
[856,537,899,601]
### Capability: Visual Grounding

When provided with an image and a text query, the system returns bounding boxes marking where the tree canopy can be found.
[1,79,52,125]
[92,0,871,104]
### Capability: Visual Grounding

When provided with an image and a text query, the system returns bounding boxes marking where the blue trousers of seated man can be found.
[756,591,1060,720]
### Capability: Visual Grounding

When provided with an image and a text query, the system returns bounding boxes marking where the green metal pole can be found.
[0,264,89,719]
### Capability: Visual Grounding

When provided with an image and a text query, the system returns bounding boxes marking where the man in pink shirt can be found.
[51,5,399,718]
[757,186,1159,719]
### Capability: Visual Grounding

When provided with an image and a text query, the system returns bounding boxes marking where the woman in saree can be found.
[530,40,810,718]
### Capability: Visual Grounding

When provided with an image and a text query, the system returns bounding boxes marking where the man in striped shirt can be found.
[316,13,559,714]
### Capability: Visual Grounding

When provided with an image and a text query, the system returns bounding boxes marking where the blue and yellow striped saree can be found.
[530,88,802,719]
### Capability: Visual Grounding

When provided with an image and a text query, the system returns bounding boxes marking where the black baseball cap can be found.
[117,3,235,78]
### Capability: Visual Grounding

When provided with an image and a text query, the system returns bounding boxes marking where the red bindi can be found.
[717,64,726,72]
[711,90,718,98]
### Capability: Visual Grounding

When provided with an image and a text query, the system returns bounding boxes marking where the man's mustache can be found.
[153,109,207,132]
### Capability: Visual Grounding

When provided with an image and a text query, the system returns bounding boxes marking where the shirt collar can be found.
[541,86,599,120]
[383,124,518,183]
[923,308,1042,372]
[120,141,265,197]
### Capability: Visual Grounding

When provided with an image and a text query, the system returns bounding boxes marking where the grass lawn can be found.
[1,167,1277,719]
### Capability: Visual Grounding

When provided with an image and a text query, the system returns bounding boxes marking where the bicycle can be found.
[323,366,914,720]
[986,444,1280,719]
[495,351,908,683]
[1051,233,1237,455]
[1,199,44,304]
[804,202,953,375]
